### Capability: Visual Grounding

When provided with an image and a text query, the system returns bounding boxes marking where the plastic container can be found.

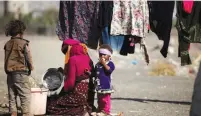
[30,88,48,115]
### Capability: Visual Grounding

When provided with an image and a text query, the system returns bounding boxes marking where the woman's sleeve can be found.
[64,58,76,91]
[24,44,34,71]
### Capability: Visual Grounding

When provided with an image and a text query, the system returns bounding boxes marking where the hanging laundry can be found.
[101,27,124,51]
[120,36,149,64]
[98,1,113,31]
[176,1,201,66]
[56,1,102,49]
[110,0,149,64]
[99,1,114,46]
[110,0,149,38]
[102,27,111,45]
[148,1,175,58]
[98,1,124,51]
[109,36,124,51]
[120,36,138,56]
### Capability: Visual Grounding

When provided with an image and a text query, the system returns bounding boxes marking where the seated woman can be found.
[46,40,95,115]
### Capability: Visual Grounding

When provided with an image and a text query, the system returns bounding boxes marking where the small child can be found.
[4,20,34,116]
[95,44,115,116]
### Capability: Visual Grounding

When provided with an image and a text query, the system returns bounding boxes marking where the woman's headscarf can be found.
[62,39,88,64]
[70,44,87,56]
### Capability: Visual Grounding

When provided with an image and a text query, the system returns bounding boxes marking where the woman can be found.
[46,39,95,115]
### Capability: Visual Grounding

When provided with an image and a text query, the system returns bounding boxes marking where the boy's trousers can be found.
[7,73,31,115]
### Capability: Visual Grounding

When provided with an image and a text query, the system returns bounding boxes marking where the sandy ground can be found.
[0,30,200,115]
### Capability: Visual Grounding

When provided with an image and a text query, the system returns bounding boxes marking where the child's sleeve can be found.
[106,61,115,74]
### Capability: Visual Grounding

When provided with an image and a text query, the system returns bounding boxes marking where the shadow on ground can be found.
[111,97,191,105]
[0,113,44,116]
[0,113,20,116]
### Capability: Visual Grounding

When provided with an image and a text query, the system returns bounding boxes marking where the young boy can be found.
[4,20,34,116]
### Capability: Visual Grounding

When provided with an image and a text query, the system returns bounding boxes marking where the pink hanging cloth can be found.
[183,0,193,50]
[183,0,194,14]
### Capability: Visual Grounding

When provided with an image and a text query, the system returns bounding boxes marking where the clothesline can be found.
[56,1,201,66]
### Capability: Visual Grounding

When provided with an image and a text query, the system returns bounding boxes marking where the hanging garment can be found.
[101,27,124,51]
[120,36,136,56]
[148,1,175,58]
[98,1,114,45]
[176,1,201,66]
[110,0,149,38]
[178,34,192,66]
[110,36,124,51]
[102,27,111,45]
[56,1,101,49]
[120,36,149,64]
[98,1,113,30]
[99,1,124,51]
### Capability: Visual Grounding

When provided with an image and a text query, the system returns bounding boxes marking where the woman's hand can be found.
[84,69,91,75]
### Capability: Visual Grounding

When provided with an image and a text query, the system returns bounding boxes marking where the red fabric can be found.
[97,93,111,114]
[61,39,81,55]
[63,38,80,46]
[64,44,91,91]
[183,0,194,14]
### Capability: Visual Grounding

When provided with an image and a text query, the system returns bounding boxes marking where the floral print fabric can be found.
[47,82,91,115]
[56,1,101,44]
[110,0,149,38]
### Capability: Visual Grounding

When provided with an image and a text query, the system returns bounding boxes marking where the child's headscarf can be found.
[99,48,112,56]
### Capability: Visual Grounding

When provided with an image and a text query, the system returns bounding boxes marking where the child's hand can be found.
[99,57,106,65]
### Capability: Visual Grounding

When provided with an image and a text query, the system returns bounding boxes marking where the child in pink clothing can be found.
[94,44,115,116]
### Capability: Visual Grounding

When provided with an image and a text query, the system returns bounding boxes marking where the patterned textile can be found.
[56,1,101,45]
[110,0,149,37]
[47,82,91,115]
